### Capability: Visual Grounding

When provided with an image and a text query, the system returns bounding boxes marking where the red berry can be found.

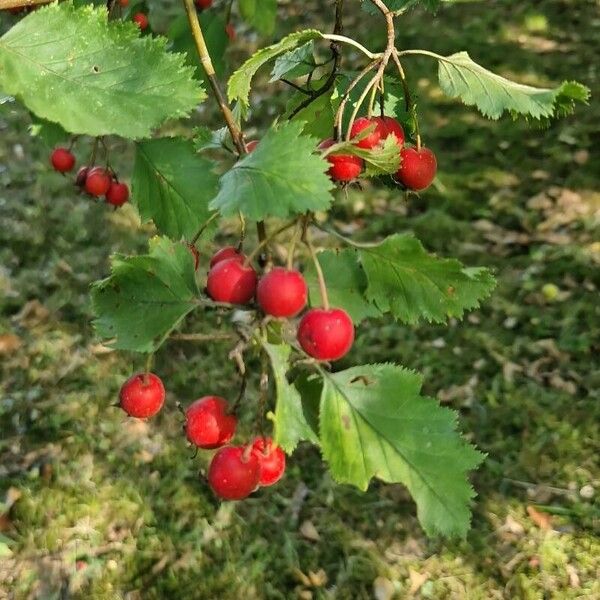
[119,0,129,6]
[256,267,307,318]
[374,116,405,146]
[206,257,257,305]
[105,181,129,207]
[349,117,381,149]
[251,437,286,486]
[187,243,200,271]
[297,308,354,361]
[319,138,363,182]
[119,373,165,419]
[396,146,437,191]
[133,13,148,30]
[208,445,260,500]
[210,246,243,268]
[84,167,112,197]
[185,396,237,449]
[225,23,236,41]
[246,140,259,152]
[195,0,212,9]
[75,166,89,188]
[50,147,75,173]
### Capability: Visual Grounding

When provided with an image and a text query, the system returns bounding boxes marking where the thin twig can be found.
[303,223,329,309]
[170,332,237,342]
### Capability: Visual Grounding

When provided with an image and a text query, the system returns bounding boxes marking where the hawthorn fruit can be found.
[208,445,260,500]
[297,308,354,361]
[84,167,112,197]
[195,0,213,9]
[350,117,381,149]
[256,267,307,318]
[396,146,437,191]
[132,13,149,30]
[119,372,165,418]
[210,246,243,268]
[50,147,75,173]
[374,116,405,146]
[251,437,286,486]
[185,396,237,449]
[206,257,257,305]
[75,166,89,188]
[105,181,129,207]
[319,138,363,182]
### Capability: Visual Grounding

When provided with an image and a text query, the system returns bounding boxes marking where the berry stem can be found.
[237,211,246,251]
[322,34,380,60]
[303,225,329,310]
[242,219,297,268]
[286,220,302,270]
[229,374,247,416]
[256,348,269,441]
[143,353,154,385]
[190,212,219,245]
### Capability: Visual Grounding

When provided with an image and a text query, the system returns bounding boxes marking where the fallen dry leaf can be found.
[526,505,552,530]
[299,520,320,542]
[307,569,327,587]
[0,334,22,355]
[373,575,395,600]
[566,564,580,588]
[408,568,429,595]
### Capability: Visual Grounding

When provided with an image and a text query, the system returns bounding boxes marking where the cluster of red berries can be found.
[119,373,286,500]
[205,246,354,362]
[50,147,129,207]
[320,115,438,191]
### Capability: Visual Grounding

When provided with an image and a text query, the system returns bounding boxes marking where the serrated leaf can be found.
[262,341,319,453]
[132,138,219,240]
[270,42,316,82]
[328,135,402,176]
[209,121,334,219]
[320,363,484,537]
[239,0,277,36]
[228,29,323,109]
[91,237,199,352]
[193,125,230,152]
[0,3,202,138]
[435,52,590,120]
[359,234,495,324]
[304,248,381,322]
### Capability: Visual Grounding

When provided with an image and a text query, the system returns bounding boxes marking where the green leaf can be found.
[304,248,381,323]
[228,29,323,109]
[327,134,402,176]
[0,3,202,138]
[285,85,336,140]
[193,125,230,152]
[435,51,590,120]
[132,138,219,240]
[91,237,199,353]
[29,117,69,149]
[239,0,277,36]
[270,42,316,82]
[262,341,319,453]
[359,234,495,324]
[319,363,484,537]
[209,121,334,220]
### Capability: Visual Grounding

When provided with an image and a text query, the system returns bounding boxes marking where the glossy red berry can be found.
[195,0,212,9]
[75,166,89,188]
[185,396,237,449]
[251,437,286,487]
[319,138,363,182]
[396,146,437,191]
[187,243,200,271]
[350,117,381,149]
[225,23,236,41]
[297,308,354,361]
[119,373,165,418]
[50,147,75,173]
[256,267,307,318]
[208,445,261,500]
[84,167,112,197]
[210,246,243,268]
[246,140,259,152]
[206,257,257,305]
[132,13,148,30]
[374,116,405,146]
[105,181,129,207]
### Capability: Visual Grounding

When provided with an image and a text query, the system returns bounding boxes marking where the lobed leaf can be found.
[270,42,317,82]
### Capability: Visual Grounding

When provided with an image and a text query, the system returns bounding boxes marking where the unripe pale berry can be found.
[374,116,405,146]
[297,308,354,361]
[133,13,148,30]
[185,396,237,449]
[350,117,381,149]
[51,147,75,173]
[319,138,363,182]
[251,437,286,486]
[84,167,112,197]
[208,445,261,500]
[210,246,243,268]
[105,181,129,207]
[206,257,257,305]
[256,267,307,318]
[119,373,165,418]
[395,146,437,191]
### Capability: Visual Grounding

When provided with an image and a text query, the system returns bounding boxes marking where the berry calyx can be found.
[207,445,260,500]
[395,146,437,191]
[350,117,381,149]
[50,147,75,173]
[256,267,307,318]
[210,246,243,268]
[251,437,286,487]
[319,138,363,182]
[185,396,237,449]
[374,116,405,146]
[195,0,212,9]
[132,13,148,30]
[84,167,112,197]
[119,373,165,418]
[105,181,129,207]
[75,166,89,188]
[187,243,200,271]
[225,23,236,41]
[297,308,354,361]
[206,257,257,305]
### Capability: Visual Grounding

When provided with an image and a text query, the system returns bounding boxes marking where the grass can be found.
[1,0,599,598]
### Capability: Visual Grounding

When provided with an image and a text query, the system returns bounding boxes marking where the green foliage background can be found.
[1,0,599,597]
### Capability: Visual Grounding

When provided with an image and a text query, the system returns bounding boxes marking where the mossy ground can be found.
[1,1,599,598]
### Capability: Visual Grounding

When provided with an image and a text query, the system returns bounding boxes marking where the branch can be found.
[0,0,51,8]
